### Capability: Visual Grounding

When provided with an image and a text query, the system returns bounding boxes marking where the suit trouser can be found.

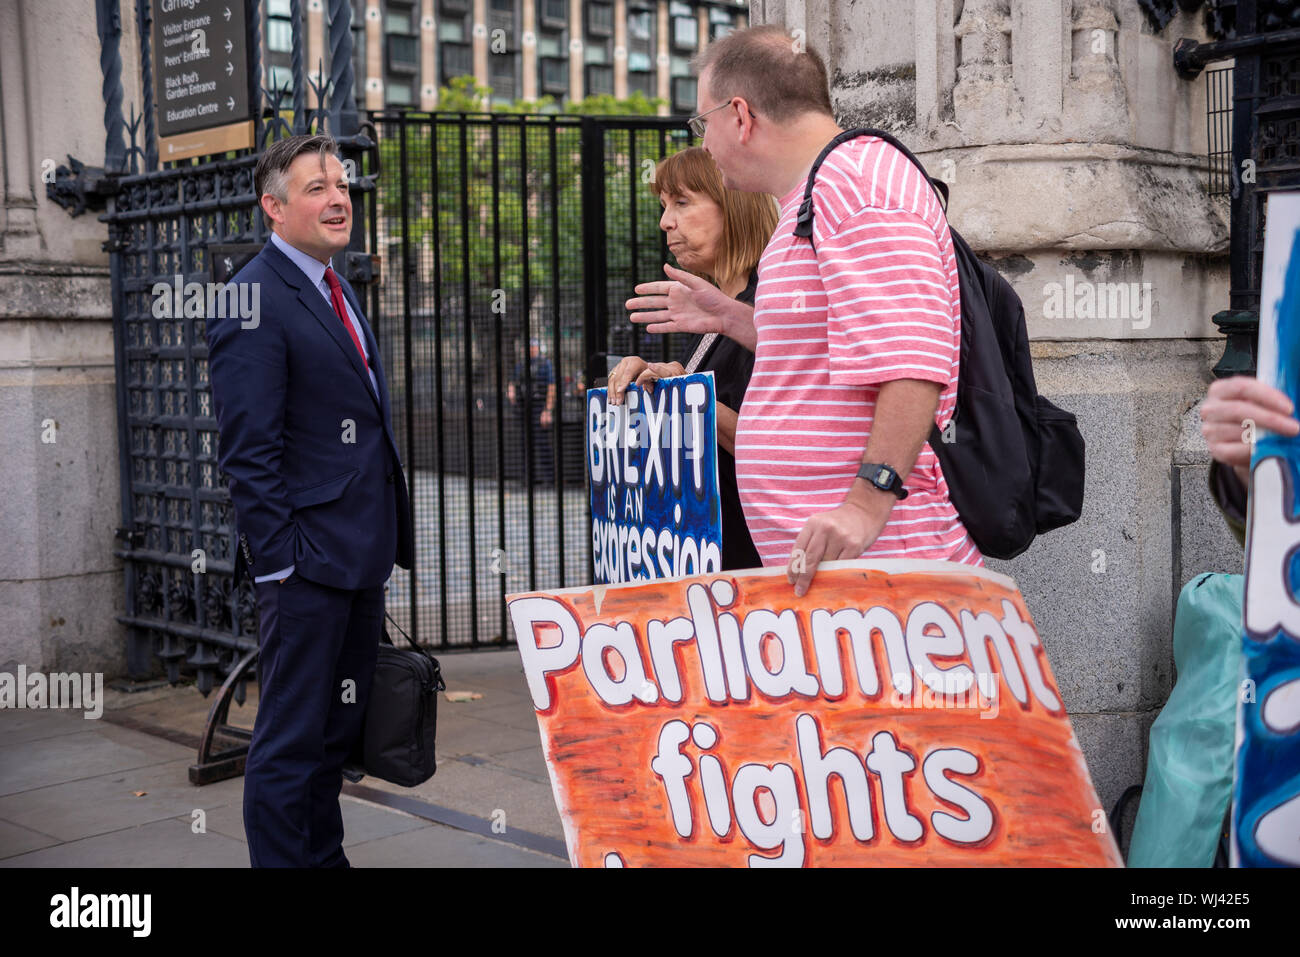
[244,573,383,867]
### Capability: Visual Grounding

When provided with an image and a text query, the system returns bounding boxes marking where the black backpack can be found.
[794,128,1084,560]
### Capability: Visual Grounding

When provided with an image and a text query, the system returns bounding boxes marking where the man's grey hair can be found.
[254,133,341,203]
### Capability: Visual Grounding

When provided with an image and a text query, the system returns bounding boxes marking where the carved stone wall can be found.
[0,1,132,677]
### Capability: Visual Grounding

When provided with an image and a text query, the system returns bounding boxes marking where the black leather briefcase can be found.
[344,616,445,787]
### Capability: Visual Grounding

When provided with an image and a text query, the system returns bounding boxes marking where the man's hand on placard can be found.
[787,498,891,598]
[627,264,737,336]
[1202,375,1300,485]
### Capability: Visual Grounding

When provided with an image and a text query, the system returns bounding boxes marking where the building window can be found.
[672,16,697,51]
[540,0,567,29]
[670,55,691,77]
[491,0,513,9]
[441,42,473,82]
[628,10,653,41]
[537,32,564,58]
[441,0,470,13]
[586,64,614,96]
[268,65,294,94]
[541,57,568,95]
[628,50,651,72]
[489,51,516,99]
[669,2,693,16]
[672,76,697,113]
[710,5,736,39]
[267,22,292,54]
[489,6,515,44]
[584,44,608,65]
[438,20,466,42]
[386,79,413,106]
[627,70,656,99]
[387,34,420,73]
[587,2,614,37]
[267,0,292,54]
[385,3,415,34]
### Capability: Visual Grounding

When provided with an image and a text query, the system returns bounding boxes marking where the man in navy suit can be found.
[207,133,413,867]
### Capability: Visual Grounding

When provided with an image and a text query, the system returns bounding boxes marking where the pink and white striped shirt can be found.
[735,135,982,567]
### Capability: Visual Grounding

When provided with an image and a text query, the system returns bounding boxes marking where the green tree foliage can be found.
[377,77,674,292]
[374,77,688,401]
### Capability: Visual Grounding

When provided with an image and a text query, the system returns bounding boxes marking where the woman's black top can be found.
[679,270,763,571]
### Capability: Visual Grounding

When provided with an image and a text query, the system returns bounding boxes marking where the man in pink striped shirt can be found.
[629,25,980,595]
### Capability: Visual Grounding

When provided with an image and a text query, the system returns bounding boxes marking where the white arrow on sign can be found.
[226,61,234,76]
[224,6,231,21]
[225,39,233,54]
[227,96,235,110]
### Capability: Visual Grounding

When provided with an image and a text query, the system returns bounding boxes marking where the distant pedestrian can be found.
[507,338,556,484]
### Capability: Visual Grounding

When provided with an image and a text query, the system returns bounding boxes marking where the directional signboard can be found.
[151,0,255,161]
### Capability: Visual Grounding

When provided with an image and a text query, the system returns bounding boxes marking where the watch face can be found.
[874,467,891,487]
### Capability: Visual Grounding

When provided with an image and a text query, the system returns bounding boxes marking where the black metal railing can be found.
[1176,0,1300,378]
[367,111,691,650]
[1206,64,1234,197]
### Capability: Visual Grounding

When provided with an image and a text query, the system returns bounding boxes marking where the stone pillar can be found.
[421,0,438,109]
[308,0,326,109]
[1,0,130,678]
[473,0,489,88]
[656,0,670,115]
[364,0,383,109]
[521,0,538,101]
[752,0,1234,820]
[614,0,629,99]
[569,0,585,101]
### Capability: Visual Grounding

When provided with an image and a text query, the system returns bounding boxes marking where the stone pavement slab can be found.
[0,648,570,867]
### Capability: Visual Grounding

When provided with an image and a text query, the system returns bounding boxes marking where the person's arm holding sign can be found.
[788,380,939,596]
[627,263,759,353]
[612,361,742,459]
[1201,374,1300,486]
[607,356,685,404]
[609,356,740,455]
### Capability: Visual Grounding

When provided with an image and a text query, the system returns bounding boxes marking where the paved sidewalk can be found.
[0,650,567,868]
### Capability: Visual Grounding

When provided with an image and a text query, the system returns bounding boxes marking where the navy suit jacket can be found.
[207,238,413,591]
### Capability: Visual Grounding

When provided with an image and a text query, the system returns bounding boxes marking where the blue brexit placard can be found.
[587,372,723,585]
[1236,190,1300,867]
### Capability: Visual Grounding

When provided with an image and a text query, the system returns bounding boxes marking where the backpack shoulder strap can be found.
[792,127,949,245]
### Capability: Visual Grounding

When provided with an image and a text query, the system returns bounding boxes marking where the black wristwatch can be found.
[857,462,908,500]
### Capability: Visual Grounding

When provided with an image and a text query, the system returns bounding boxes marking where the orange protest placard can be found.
[508,560,1122,867]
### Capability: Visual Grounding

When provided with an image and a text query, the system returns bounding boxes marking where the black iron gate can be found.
[368,112,691,650]
[1176,0,1300,376]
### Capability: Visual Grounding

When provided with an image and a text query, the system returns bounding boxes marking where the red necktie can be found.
[324,266,369,369]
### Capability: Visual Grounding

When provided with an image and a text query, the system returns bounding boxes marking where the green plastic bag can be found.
[1128,572,1242,867]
